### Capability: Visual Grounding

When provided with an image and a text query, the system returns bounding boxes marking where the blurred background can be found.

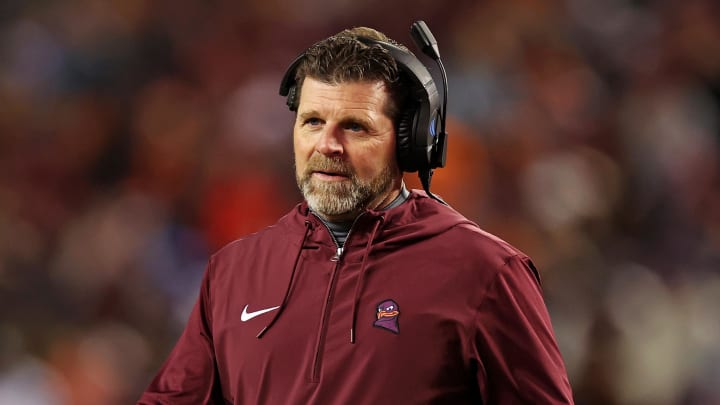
[1,0,719,403]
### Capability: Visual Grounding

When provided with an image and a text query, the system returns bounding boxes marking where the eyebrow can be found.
[298,110,376,131]
[298,110,321,122]
[339,115,374,131]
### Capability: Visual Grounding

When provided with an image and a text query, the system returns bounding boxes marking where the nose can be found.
[315,125,343,156]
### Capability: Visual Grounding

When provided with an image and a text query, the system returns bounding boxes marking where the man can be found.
[138,24,574,404]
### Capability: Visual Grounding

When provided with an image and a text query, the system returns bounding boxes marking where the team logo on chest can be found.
[373,299,400,334]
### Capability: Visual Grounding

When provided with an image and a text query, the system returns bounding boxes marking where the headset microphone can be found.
[411,21,441,60]
[410,21,449,202]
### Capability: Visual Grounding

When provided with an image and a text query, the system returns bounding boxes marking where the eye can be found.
[304,117,322,127]
[344,121,365,133]
[387,305,394,311]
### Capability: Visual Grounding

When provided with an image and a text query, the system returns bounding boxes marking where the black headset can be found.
[279,21,449,200]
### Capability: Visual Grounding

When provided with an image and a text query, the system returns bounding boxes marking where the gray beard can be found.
[296,156,395,218]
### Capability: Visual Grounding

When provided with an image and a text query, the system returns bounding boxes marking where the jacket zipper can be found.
[310,213,364,382]
[311,259,340,382]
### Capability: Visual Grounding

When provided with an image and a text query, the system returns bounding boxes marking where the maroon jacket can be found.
[138,191,574,404]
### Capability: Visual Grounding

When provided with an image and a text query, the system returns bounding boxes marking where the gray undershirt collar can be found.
[317,184,409,247]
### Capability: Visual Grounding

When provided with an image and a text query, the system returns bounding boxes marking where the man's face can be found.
[294,77,402,222]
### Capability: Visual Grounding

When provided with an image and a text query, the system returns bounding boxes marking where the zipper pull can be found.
[331,246,343,262]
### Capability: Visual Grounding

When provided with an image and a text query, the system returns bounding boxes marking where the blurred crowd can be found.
[1,0,719,404]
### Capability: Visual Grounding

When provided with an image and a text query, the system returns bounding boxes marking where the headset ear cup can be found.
[396,110,415,172]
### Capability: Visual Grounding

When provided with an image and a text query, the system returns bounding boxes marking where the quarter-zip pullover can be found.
[138,190,574,404]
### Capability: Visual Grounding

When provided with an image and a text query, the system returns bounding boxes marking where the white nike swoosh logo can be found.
[241,304,280,322]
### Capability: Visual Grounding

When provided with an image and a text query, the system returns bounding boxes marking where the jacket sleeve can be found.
[473,254,574,404]
[137,261,226,404]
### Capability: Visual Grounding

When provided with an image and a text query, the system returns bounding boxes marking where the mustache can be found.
[304,155,353,177]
